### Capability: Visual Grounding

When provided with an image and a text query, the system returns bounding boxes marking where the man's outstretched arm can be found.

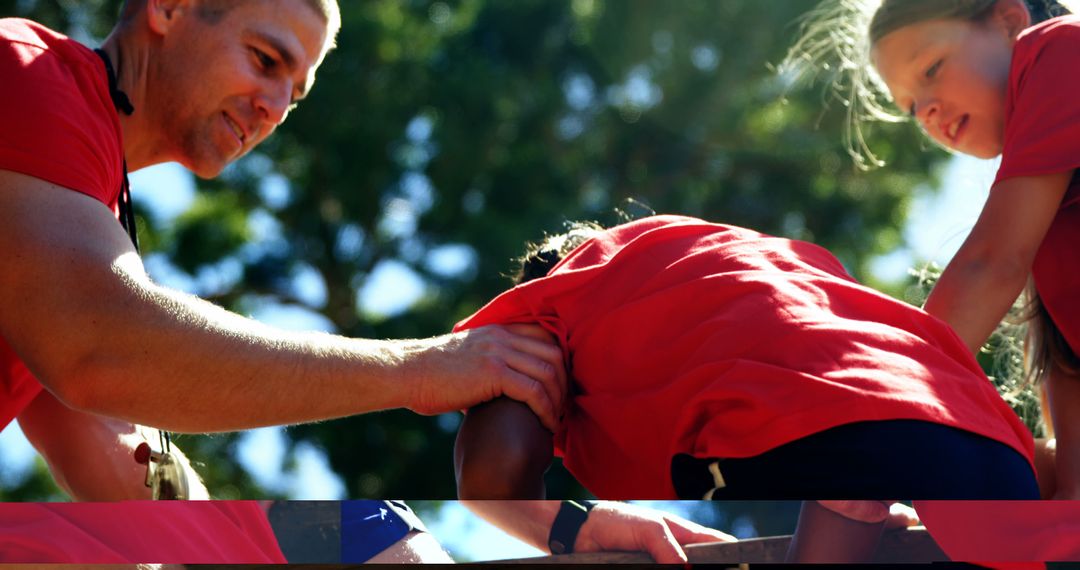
[0,170,566,432]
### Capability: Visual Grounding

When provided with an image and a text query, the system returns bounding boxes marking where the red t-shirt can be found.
[0,501,286,563]
[916,500,1080,568]
[0,18,124,429]
[996,16,1080,356]
[455,216,1034,499]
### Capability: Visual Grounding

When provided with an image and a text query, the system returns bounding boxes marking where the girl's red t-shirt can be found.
[916,500,1080,568]
[996,16,1080,357]
[455,215,1034,498]
[0,18,124,429]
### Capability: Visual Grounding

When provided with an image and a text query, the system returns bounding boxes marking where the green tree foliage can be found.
[2,0,947,499]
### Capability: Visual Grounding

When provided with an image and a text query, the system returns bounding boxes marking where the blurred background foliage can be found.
[1,0,966,506]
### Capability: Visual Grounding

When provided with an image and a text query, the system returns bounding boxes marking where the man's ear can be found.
[994,0,1033,40]
[146,0,191,36]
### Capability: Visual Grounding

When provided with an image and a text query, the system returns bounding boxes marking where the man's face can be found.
[148,0,331,178]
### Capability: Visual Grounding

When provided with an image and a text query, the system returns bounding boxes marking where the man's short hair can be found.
[120,0,342,43]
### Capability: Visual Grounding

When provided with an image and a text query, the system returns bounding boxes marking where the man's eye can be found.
[253,48,276,69]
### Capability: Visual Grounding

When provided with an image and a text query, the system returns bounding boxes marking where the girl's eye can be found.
[925,59,943,79]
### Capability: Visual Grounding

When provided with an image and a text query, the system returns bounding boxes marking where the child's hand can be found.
[816,500,893,523]
[885,503,920,529]
[816,501,919,528]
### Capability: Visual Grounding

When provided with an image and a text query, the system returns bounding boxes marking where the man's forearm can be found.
[1,171,563,433]
[45,267,414,432]
[0,174,413,432]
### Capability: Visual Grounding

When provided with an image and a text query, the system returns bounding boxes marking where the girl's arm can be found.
[924,171,1073,354]
[454,397,553,499]
[1045,363,1080,499]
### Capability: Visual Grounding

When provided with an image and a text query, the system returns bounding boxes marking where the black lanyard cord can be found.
[93,47,172,456]
[93,48,139,252]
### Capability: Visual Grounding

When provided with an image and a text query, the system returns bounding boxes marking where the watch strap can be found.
[547,500,597,555]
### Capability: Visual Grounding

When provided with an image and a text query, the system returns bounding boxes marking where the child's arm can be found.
[786,501,888,563]
[924,172,1073,354]
[1045,363,1080,499]
[454,396,554,499]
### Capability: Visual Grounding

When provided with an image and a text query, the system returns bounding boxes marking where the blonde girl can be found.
[789,0,1080,499]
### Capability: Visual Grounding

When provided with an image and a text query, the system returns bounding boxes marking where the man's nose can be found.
[255,81,293,127]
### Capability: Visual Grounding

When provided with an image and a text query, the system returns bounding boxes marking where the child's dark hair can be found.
[782,0,1075,168]
[512,222,604,285]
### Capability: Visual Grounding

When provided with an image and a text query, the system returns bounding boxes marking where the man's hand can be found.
[405,324,568,431]
[574,502,737,564]
[463,500,734,564]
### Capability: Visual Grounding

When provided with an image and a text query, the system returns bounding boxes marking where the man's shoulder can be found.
[0,18,121,209]
[2,17,66,51]
[1,17,97,72]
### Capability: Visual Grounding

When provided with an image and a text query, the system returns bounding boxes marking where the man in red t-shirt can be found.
[0,1,571,496]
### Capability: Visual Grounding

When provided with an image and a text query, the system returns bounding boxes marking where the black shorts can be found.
[670,420,1039,499]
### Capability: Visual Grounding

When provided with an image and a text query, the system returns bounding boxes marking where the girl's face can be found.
[871,7,1027,159]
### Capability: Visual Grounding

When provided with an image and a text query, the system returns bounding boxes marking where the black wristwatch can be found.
[548,500,598,555]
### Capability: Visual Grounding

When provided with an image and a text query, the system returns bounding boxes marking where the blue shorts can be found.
[340,500,428,563]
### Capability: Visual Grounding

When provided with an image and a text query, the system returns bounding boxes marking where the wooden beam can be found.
[483,527,946,564]
[189,527,947,567]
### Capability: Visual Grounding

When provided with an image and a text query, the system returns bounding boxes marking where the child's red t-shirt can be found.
[0,18,124,429]
[996,16,1080,357]
[455,215,1034,498]
[916,500,1080,568]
